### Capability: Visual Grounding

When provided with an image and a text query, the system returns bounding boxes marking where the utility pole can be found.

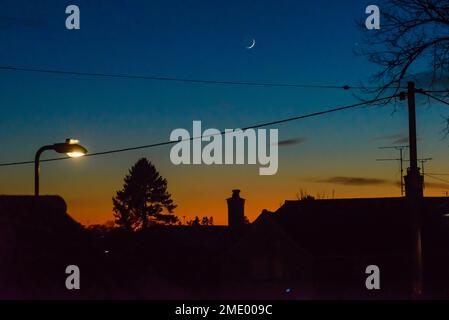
[404,81,424,297]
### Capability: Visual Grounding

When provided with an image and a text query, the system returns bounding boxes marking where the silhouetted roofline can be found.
[280,196,449,208]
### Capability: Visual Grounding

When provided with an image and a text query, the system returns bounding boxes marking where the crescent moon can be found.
[246,39,256,49]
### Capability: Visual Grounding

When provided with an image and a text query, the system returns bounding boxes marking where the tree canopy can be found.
[113,158,177,231]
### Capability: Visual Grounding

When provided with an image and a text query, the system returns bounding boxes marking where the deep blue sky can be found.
[1,0,448,225]
[0,0,383,159]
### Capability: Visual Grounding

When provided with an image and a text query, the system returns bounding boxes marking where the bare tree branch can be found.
[358,0,449,94]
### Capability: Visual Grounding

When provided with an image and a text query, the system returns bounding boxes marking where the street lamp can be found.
[34,138,88,196]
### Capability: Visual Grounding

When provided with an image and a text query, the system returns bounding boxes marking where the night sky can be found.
[1,0,448,225]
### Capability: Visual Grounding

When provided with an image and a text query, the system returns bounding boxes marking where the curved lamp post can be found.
[34,139,88,196]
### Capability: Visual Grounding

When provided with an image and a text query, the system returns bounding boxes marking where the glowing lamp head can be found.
[53,139,88,158]
[66,151,85,158]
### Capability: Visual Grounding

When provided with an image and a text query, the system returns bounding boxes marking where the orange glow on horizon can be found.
[65,182,449,227]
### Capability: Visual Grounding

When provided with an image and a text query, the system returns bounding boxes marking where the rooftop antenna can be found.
[377,145,409,196]
[418,158,433,189]
[376,146,432,195]
[418,158,432,176]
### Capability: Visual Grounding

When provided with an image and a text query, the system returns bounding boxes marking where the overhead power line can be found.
[420,89,449,93]
[0,65,386,90]
[0,94,398,168]
[420,92,449,106]
[424,173,449,185]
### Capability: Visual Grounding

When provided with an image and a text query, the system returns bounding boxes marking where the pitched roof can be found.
[257,197,449,257]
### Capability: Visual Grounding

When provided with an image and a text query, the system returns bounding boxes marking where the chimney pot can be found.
[227,189,245,228]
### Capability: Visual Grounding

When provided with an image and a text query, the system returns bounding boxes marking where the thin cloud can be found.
[313,176,390,186]
[276,137,307,147]
[371,133,418,146]
[389,179,449,190]
[392,136,410,144]
[312,176,449,189]
[371,133,404,142]
[425,182,449,189]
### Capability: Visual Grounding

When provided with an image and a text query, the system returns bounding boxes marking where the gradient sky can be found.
[1,0,449,225]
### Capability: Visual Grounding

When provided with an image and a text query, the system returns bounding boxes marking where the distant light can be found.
[104,250,109,254]
[285,288,292,293]
[67,152,85,158]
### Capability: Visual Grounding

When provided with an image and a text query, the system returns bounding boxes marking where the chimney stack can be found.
[227,189,245,228]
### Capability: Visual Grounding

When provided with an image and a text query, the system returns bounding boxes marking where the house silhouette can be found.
[3,191,449,299]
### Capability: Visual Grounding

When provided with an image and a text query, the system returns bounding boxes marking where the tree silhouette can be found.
[186,216,214,226]
[187,216,201,226]
[296,189,316,201]
[201,217,209,226]
[113,158,177,230]
[359,0,449,95]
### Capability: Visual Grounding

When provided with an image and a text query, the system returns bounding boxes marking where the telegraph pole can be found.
[408,82,419,178]
[404,81,424,297]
